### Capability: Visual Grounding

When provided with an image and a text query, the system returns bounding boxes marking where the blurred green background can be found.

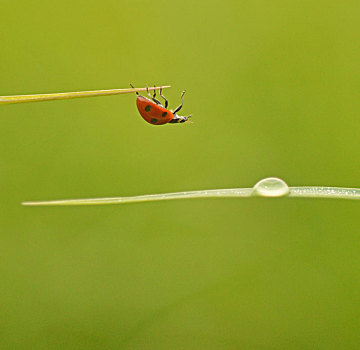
[1,0,360,349]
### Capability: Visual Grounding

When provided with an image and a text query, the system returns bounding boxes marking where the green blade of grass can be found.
[22,188,254,206]
[0,85,170,105]
[287,186,360,199]
[21,178,360,206]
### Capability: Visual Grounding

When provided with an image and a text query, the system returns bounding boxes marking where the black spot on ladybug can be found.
[162,112,167,117]
[150,118,158,124]
[145,105,151,112]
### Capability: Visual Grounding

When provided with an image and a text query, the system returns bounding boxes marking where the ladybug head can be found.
[169,114,192,124]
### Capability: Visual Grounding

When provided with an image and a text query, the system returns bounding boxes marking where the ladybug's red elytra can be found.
[131,84,192,125]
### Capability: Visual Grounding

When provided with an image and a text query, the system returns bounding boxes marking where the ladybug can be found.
[131,84,192,125]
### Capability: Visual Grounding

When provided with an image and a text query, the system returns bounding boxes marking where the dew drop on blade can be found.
[253,177,289,197]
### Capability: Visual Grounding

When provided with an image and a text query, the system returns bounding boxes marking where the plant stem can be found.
[0,86,170,105]
[22,177,360,206]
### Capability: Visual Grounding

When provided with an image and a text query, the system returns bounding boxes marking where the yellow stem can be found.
[0,86,170,105]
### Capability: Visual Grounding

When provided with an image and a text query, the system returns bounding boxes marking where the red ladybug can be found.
[131,85,192,125]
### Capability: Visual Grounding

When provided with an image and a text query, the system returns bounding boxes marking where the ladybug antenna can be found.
[184,114,193,124]
[130,83,139,95]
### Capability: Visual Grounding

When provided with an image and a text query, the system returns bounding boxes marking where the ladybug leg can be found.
[173,90,186,113]
[146,84,161,105]
[152,85,162,105]
[146,84,151,98]
[130,83,139,95]
[159,87,168,109]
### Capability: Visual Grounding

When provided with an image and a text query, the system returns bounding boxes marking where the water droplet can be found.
[253,177,289,197]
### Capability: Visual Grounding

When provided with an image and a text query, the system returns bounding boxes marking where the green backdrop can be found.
[1,0,360,349]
